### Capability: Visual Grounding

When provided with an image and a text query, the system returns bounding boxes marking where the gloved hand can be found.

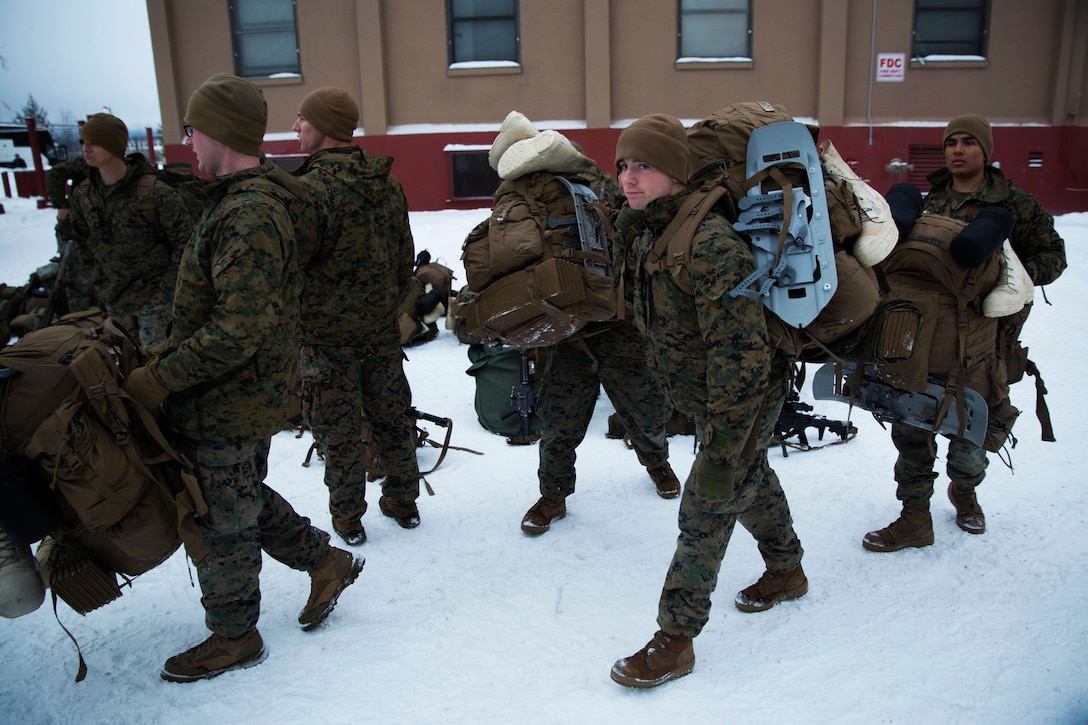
[692,450,736,502]
[124,362,170,410]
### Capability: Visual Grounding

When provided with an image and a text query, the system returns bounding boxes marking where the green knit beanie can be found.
[298,87,359,143]
[184,73,267,156]
[80,113,129,159]
[615,114,689,183]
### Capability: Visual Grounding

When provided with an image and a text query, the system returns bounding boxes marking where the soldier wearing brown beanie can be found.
[126,73,362,683]
[610,113,806,689]
[290,86,423,541]
[63,112,192,348]
[864,112,1066,553]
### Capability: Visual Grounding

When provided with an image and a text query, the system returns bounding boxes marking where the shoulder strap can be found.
[643,184,729,296]
[135,173,157,226]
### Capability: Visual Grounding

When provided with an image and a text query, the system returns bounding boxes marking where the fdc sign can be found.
[877,53,905,82]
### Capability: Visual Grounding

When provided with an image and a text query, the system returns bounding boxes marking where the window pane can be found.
[913,0,987,57]
[451,153,500,199]
[230,0,300,77]
[449,0,518,64]
[679,0,749,58]
[451,0,514,17]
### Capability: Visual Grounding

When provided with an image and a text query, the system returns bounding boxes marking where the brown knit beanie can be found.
[184,73,267,156]
[298,87,359,143]
[943,114,993,160]
[615,114,689,183]
[80,113,129,159]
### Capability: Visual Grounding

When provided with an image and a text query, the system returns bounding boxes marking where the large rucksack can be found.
[0,319,208,611]
[644,101,918,365]
[813,212,1018,451]
[458,169,618,348]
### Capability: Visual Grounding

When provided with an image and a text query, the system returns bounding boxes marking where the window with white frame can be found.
[229,0,301,78]
[912,0,989,60]
[448,0,519,66]
[678,0,751,60]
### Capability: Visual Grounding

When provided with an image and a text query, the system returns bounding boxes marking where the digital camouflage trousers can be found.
[536,326,671,500]
[657,371,803,639]
[891,422,989,508]
[183,437,329,638]
[301,345,420,524]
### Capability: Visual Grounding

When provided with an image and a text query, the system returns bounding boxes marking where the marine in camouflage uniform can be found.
[123,74,360,682]
[292,87,421,542]
[61,115,192,350]
[609,115,806,689]
[870,114,1067,548]
[519,154,680,532]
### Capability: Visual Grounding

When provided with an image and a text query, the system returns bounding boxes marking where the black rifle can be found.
[502,353,538,445]
[773,392,857,456]
[34,239,74,332]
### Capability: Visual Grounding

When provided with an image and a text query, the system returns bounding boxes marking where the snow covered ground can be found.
[1,190,1086,724]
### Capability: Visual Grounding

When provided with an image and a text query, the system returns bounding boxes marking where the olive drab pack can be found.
[646,101,918,365]
[0,319,209,612]
[459,169,618,349]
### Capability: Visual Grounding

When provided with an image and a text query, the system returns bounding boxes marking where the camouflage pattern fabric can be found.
[618,190,803,638]
[184,438,328,637]
[45,156,90,210]
[62,154,193,350]
[293,146,421,510]
[890,423,988,508]
[156,160,308,443]
[659,362,802,638]
[293,146,415,359]
[925,165,1067,286]
[536,320,671,499]
[300,345,420,521]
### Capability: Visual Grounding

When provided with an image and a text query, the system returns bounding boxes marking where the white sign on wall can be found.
[877,53,906,82]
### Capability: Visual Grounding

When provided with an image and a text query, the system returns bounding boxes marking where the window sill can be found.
[447,63,522,77]
[675,58,754,71]
[909,58,988,70]
[245,75,305,87]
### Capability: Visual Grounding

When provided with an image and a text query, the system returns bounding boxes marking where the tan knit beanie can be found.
[943,114,993,160]
[80,113,129,159]
[615,114,689,183]
[298,87,359,143]
[184,73,267,156]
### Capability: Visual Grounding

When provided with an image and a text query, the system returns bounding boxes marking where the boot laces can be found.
[0,535,32,569]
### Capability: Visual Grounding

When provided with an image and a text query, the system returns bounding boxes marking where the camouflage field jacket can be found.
[294,146,415,359]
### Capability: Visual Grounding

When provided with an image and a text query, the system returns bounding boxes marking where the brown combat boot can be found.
[333,518,366,546]
[948,483,986,534]
[520,496,566,535]
[298,547,365,631]
[735,565,809,612]
[647,463,681,499]
[611,630,695,689]
[161,629,267,682]
[862,504,934,552]
[378,495,420,529]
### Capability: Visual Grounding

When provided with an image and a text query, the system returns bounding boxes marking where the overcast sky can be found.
[0,0,161,131]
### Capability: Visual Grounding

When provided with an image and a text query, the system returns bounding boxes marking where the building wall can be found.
[148,0,1088,213]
